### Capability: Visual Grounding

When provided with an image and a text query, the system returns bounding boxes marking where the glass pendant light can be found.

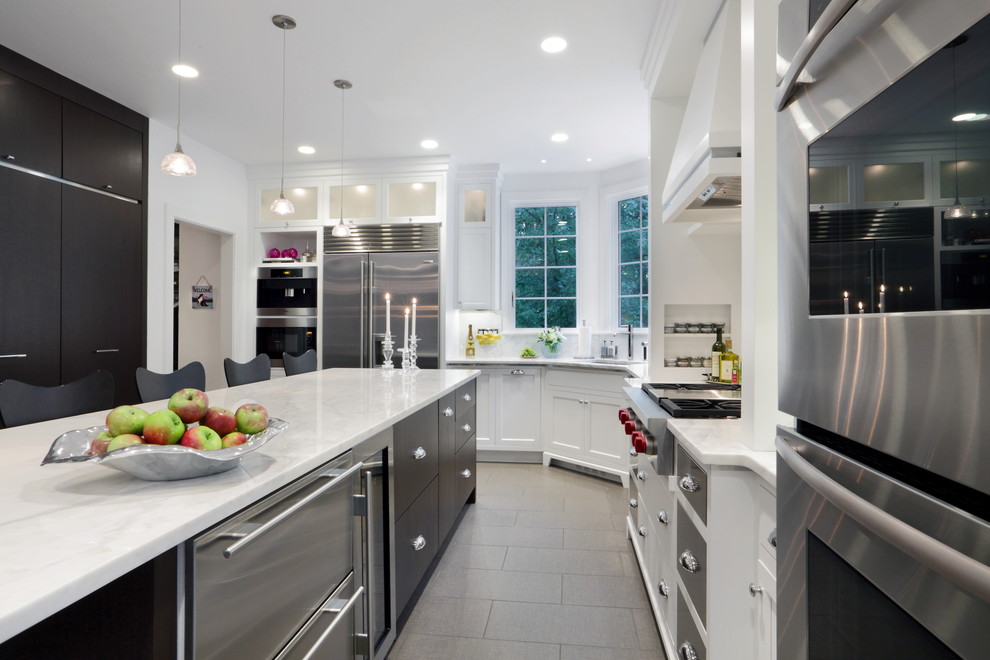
[944,36,969,220]
[270,15,296,216]
[161,0,197,177]
[331,79,353,238]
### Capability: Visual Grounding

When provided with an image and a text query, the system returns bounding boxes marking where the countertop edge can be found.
[447,357,646,377]
[666,419,777,488]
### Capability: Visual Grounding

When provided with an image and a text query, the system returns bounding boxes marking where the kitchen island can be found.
[0,367,477,654]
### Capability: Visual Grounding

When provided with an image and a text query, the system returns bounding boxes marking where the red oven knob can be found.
[631,431,647,454]
[624,420,637,435]
[618,408,631,423]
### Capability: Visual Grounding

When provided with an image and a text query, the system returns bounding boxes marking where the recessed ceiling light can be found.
[550,133,569,143]
[171,64,199,78]
[953,112,989,122]
[297,145,316,154]
[540,159,547,164]
[541,36,567,53]
[356,185,368,193]
[420,139,439,149]
[586,158,592,162]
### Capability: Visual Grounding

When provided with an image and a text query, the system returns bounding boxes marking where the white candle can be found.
[858,301,864,314]
[843,291,849,314]
[404,307,410,352]
[385,292,391,336]
[411,297,417,339]
[879,284,885,312]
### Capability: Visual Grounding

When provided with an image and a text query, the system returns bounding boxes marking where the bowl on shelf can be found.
[41,418,289,481]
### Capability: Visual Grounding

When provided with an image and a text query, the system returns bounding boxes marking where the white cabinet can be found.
[475,366,543,452]
[456,170,501,310]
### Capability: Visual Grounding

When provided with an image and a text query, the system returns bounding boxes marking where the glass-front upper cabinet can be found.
[258,184,320,223]
[808,161,852,210]
[385,177,442,222]
[859,155,931,209]
[328,183,379,224]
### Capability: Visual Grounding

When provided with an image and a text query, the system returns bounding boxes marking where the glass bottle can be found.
[720,339,739,384]
[465,324,476,357]
[710,328,725,382]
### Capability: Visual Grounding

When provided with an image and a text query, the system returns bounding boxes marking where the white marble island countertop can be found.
[666,418,777,487]
[0,368,477,643]
[448,356,647,378]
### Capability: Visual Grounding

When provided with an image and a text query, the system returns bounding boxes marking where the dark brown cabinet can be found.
[62,100,144,201]
[393,405,439,519]
[0,69,61,176]
[0,167,61,386]
[394,477,440,614]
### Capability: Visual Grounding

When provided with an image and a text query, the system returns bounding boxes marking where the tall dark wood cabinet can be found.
[0,45,148,408]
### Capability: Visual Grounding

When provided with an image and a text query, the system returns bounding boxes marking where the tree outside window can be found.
[618,195,648,328]
[514,205,577,328]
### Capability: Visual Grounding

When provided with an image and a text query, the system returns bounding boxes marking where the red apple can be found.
[143,409,186,445]
[89,430,114,455]
[181,425,222,450]
[201,406,237,437]
[106,433,144,452]
[221,431,248,448]
[105,405,148,437]
[235,403,269,434]
[167,388,209,424]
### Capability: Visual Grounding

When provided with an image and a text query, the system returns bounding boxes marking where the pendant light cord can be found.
[952,44,960,201]
[279,25,287,193]
[175,0,182,144]
[339,84,345,222]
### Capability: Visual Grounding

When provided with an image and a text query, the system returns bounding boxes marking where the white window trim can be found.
[601,181,649,329]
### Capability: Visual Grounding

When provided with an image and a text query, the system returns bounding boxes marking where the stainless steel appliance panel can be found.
[675,445,708,526]
[275,573,363,660]
[189,453,355,660]
[777,0,990,495]
[777,427,990,659]
[368,251,439,369]
[323,253,368,368]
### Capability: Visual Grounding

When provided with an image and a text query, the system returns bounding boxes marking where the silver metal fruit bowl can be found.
[41,418,289,481]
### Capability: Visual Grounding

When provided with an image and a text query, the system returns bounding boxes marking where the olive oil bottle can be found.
[720,339,739,384]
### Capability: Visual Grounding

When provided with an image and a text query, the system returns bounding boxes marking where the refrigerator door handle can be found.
[359,260,367,367]
[367,260,376,368]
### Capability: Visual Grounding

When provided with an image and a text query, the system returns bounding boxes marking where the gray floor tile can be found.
[562,574,650,609]
[560,646,662,660]
[477,493,565,512]
[631,607,663,651]
[563,528,632,552]
[402,596,493,638]
[461,507,518,527]
[484,601,640,649]
[390,633,561,660]
[515,510,620,531]
[621,550,641,578]
[437,543,508,570]
[425,566,563,604]
[503,547,625,576]
[453,524,564,549]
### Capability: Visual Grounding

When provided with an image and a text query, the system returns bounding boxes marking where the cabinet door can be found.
[437,393,458,542]
[0,167,61,386]
[497,367,542,449]
[0,69,61,176]
[60,186,143,405]
[62,100,144,200]
[474,369,494,448]
[586,395,628,469]
[859,156,931,208]
[754,560,777,660]
[392,402,439,519]
[546,391,584,456]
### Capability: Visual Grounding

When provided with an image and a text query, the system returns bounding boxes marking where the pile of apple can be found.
[89,389,270,455]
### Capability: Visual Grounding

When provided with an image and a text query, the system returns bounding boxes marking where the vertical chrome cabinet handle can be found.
[658,579,670,599]
[679,641,699,660]
[629,498,638,509]
[460,469,472,479]
[657,509,669,526]
[0,354,28,359]
[638,525,648,537]
[749,583,764,596]
[462,423,472,433]
[443,407,454,417]
[412,535,427,551]
[678,550,700,573]
[462,392,472,402]
[413,446,427,460]
[510,369,525,375]
[679,474,700,493]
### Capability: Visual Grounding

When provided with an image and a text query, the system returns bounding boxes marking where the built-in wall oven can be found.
[257,265,318,368]
[777,1,990,657]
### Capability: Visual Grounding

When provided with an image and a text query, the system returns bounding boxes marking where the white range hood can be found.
[661,0,741,223]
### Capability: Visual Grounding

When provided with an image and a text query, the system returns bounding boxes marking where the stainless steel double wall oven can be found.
[777,1,990,658]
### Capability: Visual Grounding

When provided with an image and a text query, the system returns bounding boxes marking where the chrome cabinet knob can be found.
[103,184,113,190]
[460,469,472,479]
[658,579,670,599]
[629,446,638,456]
[638,525,648,537]
[679,474,700,493]
[443,407,454,417]
[678,641,699,660]
[462,393,472,402]
[749,583,764,596]
[510,369,525,375]
[3,154,14,161]
[678,550,700,574]
[636,469,646,481]
[413,446,427,460]
[462,423,472,433]
[657,509,669,526]
[629,498,638,509]
[412,535,427,551]
[768,529,777,548]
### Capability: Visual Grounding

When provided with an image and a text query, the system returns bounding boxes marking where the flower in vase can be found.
[536,326,566,352]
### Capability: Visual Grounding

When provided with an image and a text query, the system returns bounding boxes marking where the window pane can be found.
[547,267,576,297]
[516,299,545,328]
[547,298,576,328]
[620,264,641,295]
[619,198,640,231]
[516,238,545,267]
[642,261,649,295]
[641,195,649,218]
[549,237,576,266]
[641,229,649,260]
[620,297,640,326]
[516,268,545,298]
[515,207,545,236]
[547,206,576,235]
[620,232,641,263]
[641,297,649,328]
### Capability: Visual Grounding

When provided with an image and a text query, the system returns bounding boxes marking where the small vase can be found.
[540,343,559,357]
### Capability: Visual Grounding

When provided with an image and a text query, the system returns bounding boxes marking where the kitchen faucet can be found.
[616,324,633,359]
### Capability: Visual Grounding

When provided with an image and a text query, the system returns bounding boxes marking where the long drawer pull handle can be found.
[413,446,427,460]
[462,423,472,433]
[657,509,669,526]
[510,369,525,375]
[679,641,699,660]
[461,468,472,479]
[94,348,120,353]
[0,354,27,359]
[443,407,454,417]
[223,461,364,559]
[629,498,638,509]
[658,579,670,599]
[412,535,427,551]
[679,474,700,493]
[679,550,700,574]
[299,585,365,660]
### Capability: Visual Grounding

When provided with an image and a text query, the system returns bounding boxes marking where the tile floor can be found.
[387,462,664,660]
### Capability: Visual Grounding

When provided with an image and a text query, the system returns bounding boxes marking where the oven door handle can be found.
[776,437,990,603]
[775,0,859,111]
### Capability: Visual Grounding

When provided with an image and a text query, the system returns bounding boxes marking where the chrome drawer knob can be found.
[413,446,427,460]
[679,474,700,493]
[657,509,669,526]
[3,154,14,161]
[636,469,646,481]
[638,525,648,537]
[679,641,699,660]
[658,579,670,599]
[749,583,764,596]
[629,446,638,456]
[460,469,472,479]
[629,498,638,509]
[769,529,777,549]
[678,550,700,574]
[412,535,427,551]
[510,369,525,375]
[443,407,454,417]
[462,423,472,433]
[462,393,472,402]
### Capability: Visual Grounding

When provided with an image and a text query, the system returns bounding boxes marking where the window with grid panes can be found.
[618,195,649,328]
[514,205,577,328]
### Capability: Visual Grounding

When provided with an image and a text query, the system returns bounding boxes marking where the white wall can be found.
[146,120,251,375]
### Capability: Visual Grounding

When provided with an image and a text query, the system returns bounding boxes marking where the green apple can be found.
[89,430,114,455]
[221,431,248,448]
[235,403,269,434]
[105,405,148,437]
[142,409,185,445]
[181,425,222,450]
[167,388,209,424]
[106,434,144,452]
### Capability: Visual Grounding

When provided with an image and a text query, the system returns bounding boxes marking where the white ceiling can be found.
[0,1,659,174]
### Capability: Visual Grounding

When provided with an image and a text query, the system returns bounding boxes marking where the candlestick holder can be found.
[381,332,395,369]
[408,334,420,370]
[400,346,411,371]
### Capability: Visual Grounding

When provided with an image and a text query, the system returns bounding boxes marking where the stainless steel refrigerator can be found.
[322,224,440,369]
